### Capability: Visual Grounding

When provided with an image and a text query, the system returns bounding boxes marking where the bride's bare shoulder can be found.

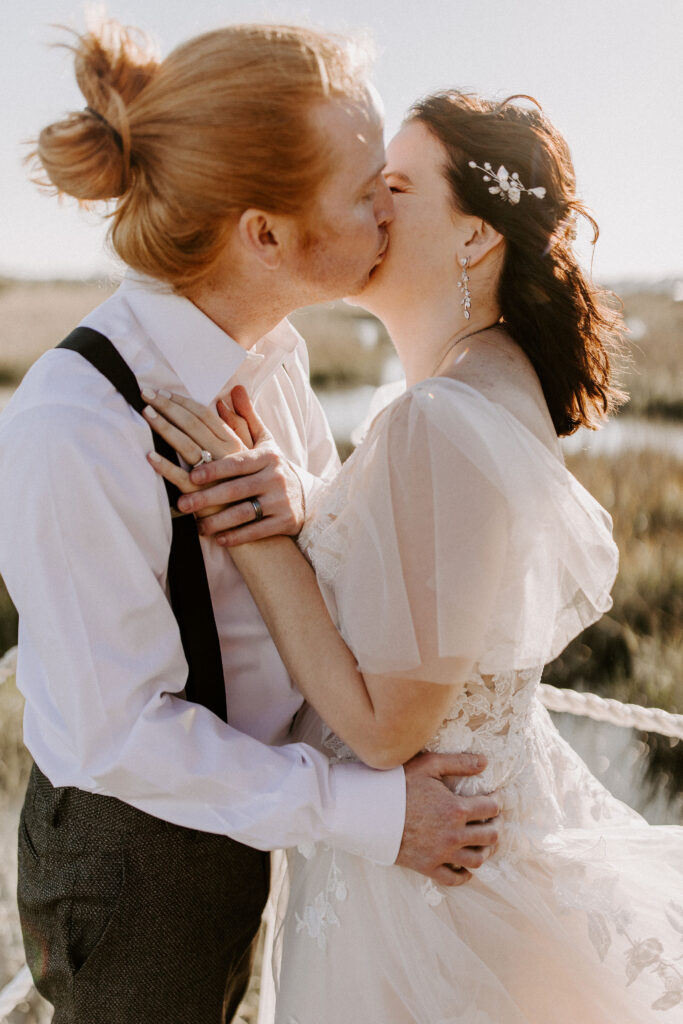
[443,327,557,445]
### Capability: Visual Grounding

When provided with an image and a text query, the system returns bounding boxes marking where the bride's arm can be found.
[144,388,459,770]
[229,536,459,770]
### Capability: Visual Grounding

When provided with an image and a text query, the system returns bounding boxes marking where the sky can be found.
[2,0,681,283]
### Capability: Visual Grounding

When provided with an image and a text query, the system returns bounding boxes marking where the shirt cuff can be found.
[325,762,406,865]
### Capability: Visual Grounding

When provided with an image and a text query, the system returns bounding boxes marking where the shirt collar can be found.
[119,271,298,406]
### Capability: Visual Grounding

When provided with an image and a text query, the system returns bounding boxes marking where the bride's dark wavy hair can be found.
[409,91,627,436]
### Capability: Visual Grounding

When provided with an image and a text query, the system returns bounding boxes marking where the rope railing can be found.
[539,683,683,740]
[0,643,681,1020]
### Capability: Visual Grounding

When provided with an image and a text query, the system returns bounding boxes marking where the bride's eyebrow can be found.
[384,171,414,186]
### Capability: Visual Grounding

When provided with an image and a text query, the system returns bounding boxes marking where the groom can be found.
[0,22,500,1024]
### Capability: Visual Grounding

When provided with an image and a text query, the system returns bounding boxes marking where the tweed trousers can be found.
[17,763,270,1024]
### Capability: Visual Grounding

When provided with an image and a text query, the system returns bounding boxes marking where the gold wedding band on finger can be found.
[192,449,213,469]
[249,497,264,522]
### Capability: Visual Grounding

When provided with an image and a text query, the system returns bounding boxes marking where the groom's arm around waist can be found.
[0,390,405,864]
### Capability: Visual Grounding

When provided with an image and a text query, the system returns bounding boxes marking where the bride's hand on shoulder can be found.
[143,385,305,543]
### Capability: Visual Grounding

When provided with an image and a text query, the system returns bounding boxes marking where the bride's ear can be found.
[461,219,504,268]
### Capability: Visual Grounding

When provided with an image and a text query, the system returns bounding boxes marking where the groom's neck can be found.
[186,268,292,350]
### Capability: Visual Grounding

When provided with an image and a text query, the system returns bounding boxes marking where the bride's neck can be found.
[380,293,502,388]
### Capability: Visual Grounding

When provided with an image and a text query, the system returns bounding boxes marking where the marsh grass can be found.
[290,303,393,387]
[619,291,683,421]
[0,673,29,806]
[0,576,17,657]
[544,449,683,798]
[0,281,117,384]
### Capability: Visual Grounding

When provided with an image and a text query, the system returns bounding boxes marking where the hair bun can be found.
[30,18,159,202]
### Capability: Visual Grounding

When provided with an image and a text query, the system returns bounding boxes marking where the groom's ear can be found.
[237,209,284,269]
[462,218,504,268]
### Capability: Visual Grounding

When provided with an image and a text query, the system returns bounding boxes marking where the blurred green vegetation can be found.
[544,450,683,799]
[619,291,683,421]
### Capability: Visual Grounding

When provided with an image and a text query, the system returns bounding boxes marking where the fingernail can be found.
[147,451,161,463]
[158,388,172,399]
[177,496,191,512]
[141,388,156,401]
[216,535,227,545]
[191,469,207,484]
[143,405,157,418]
[475,755,487,768]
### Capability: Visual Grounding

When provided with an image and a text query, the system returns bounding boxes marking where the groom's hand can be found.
[397,752,501,886]
[185,445,306,543]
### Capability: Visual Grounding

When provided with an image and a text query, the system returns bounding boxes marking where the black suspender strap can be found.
[58,326,228,723]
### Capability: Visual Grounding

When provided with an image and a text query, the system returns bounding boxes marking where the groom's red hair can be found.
[30,17,372,292]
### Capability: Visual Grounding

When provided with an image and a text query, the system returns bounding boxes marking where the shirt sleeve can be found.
[0,381,404,863]
[284,336,341,508]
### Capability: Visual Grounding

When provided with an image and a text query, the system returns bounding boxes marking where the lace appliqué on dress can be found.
[294,850,348,951]
[551,848,683,1011]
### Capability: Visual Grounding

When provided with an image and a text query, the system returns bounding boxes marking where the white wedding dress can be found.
[271,378,683,1023]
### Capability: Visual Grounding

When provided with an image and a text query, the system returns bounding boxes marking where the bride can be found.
[146,91,683,1022]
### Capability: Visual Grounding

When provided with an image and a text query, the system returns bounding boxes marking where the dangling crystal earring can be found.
[457,257,471,320]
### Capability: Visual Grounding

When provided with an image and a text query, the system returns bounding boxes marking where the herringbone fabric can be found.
[18,764,269,1023]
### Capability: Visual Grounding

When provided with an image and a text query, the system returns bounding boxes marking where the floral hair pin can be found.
[468,161,546,205]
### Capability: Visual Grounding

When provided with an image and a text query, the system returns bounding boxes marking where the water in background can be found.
[317,352,683,460]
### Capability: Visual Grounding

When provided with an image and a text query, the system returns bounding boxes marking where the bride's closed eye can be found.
[383,177,408,195]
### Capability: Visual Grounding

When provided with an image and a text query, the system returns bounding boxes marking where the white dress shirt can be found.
[0,273,405,863]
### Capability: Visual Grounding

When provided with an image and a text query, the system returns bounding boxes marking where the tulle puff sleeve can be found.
[302,379,618,684]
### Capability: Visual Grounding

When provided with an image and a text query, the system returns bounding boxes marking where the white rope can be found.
[0,965,33,1021]
[540,683,683,739]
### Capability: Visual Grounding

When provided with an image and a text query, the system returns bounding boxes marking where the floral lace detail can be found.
[425,666,540,772]
[421,879,444,907]
[294,850,348,951]
[320,724,356,764]
[551,853,683,1012]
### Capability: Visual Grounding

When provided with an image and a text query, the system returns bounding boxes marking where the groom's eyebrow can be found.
[358,163,386,192]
